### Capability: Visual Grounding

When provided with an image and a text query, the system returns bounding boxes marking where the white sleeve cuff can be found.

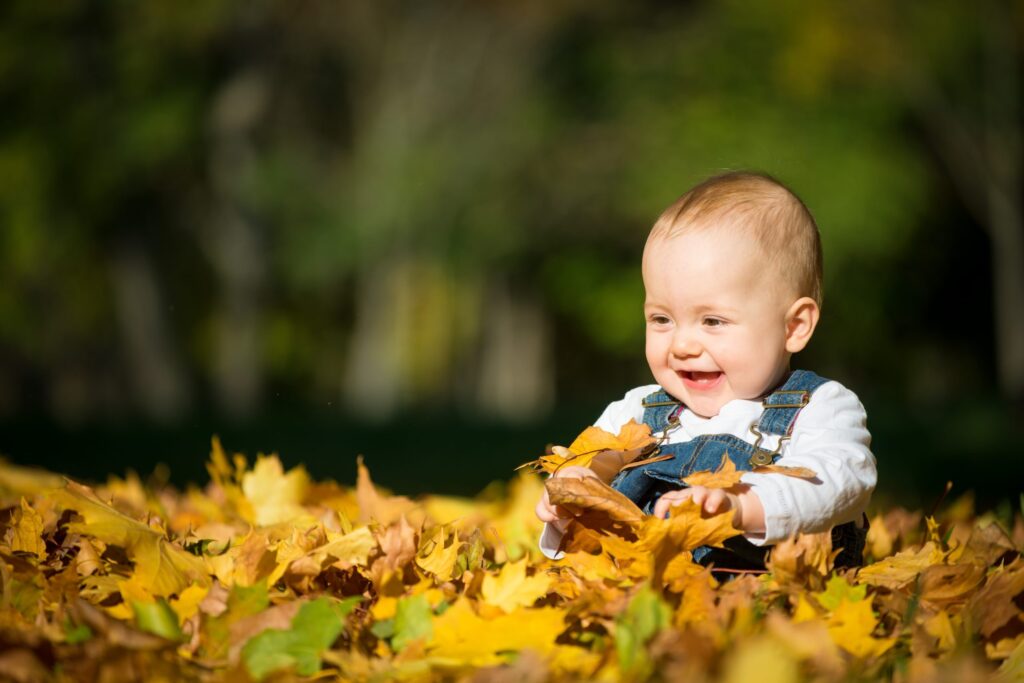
[538,522,566,560]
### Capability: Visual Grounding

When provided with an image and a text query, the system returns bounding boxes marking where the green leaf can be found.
[132,599,183,641]
[242,597,358,680]
[392,594,433,652]
[815,575,867,611]
[615,585,669,676]
[370,618,395,640]
[202,582,271,660]
[63,617,92,645]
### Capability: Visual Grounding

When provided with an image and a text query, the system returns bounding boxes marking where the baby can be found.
[536,171,876,568]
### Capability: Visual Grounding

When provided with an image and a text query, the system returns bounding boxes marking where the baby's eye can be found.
[648,314,671,326]
[702,317,727,327]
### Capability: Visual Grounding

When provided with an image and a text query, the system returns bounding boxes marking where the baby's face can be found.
[642,229,799,418]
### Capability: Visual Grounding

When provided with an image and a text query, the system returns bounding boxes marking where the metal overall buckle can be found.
[747,422,788,466]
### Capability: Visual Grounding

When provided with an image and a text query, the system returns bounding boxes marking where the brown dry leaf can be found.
[5,497,46,559]
[767,531,835,588]
[968,558,1024,639]
[357,457,418,525]
[545,476,644,525]
[751,464,818,479]
[918,561,986,606]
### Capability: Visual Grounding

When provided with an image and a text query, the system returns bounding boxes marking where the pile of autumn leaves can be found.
[0,424,1022,683]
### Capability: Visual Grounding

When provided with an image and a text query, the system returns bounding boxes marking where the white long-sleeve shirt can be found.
[539,379,876,559]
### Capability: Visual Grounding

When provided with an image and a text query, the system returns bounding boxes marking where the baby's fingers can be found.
[701,488,730,514]
[653,489,693,519]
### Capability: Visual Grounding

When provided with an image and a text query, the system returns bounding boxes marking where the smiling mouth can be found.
[678,370,724,390]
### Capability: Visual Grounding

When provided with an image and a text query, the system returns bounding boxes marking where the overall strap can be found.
[756,370,829,436]
[640,389,682,434]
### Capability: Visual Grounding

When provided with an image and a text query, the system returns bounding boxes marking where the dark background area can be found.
[1,1,1022,510]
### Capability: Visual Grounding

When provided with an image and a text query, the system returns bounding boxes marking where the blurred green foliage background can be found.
[1,0,1023,506]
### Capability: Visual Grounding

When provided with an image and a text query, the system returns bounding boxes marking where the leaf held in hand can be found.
[545,476,644,525]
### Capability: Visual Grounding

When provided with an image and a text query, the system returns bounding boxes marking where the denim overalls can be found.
[609,370,866,570]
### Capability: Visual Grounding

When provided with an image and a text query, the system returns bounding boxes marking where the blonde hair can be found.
[649,171,824,306]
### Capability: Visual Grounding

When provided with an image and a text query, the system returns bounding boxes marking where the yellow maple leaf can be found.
[640,499,742,552]
[6,497,46,558]
[856,541,948,590]
[429,600,565,666]
[416,526,462,582]
[826,599,896,659]
[480,559,551,613]
[555,550,624,584]
[720,635,801,683]
[53,481,208,597]
[241,455,311,526]
[170,584,209,624]
[0,459,64,496]
[487,472,546,563]
[634,499,740,587]
[311,526,376,568]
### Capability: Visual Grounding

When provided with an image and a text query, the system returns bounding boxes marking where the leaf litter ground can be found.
[0,431,1022,682]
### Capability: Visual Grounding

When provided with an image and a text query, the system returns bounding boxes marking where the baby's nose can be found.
[670,332,702,357]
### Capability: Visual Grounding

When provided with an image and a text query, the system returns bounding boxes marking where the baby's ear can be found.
[784,297,820,353]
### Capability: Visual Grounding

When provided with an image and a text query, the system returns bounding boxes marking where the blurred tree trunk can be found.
[343,259,415,420]
[474,282,554,422]
[200,70,269,418]
[338,4,554,420]
[904,5,1024,400]
[109,240,190,421]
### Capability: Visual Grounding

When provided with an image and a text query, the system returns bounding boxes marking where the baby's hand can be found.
[653,485,741,523]
[535,465,600,530]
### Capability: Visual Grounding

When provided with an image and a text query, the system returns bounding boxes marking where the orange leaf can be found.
[682,456,744,489]
[531,420,656,475]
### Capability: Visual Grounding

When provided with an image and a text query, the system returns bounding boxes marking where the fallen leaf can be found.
[856,542,948,590]
[429,600,565,666]
[6,498,46,558]
[242,597,359,680]
[416,526,462,582]
[357,458,418,525]
[241,455,311,527]
[480,559,551,613]
[825,598,896,659]
[52,481,208,597]
[814,575,867,611]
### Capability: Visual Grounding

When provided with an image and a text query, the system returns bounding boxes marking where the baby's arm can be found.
[737,380,876,545]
